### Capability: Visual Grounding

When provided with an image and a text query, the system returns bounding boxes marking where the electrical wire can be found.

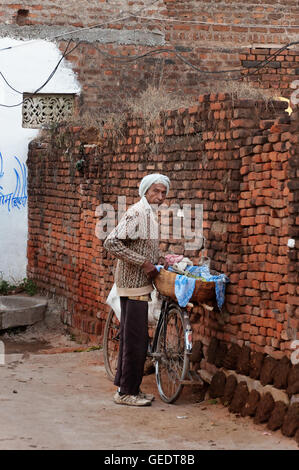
[64,38,299,79]
[130,13,299,29]
[0,0,162,102]
[34,39,72,94]
[63,38,299,72]
[0,0,298,102]
[0,38,298,108]
[0,70,23,94]
[1,6,297,53]
[0,39,72,107]
[172,40,299,81]
[0,0,162,52]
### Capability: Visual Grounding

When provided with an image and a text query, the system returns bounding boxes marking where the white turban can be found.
[138,173,170,198]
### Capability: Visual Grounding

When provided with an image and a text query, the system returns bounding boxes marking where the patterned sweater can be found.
[103,198,160,296]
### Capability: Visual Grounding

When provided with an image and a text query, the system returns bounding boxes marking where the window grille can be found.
[22,93,75,128]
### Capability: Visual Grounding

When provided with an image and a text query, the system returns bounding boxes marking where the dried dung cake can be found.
[249,351,265,380]
[228,381,249,414]
[287,381,299,396]
[190,340,203,364]
[207,337,218,365]
[273,356,291,390]
[241,389,260,417]
[287,364,299,396]
[267,401,288,431]
[254,392,275,424]
[222,343,241,370]
[209,371,226,398]
[214,342,228,368]
[282,403,299,437]
[221,374,238,406]
[260,356,278,386]
[236,345,251,376]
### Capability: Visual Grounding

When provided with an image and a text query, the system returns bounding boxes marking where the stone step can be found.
[0,295,47,330]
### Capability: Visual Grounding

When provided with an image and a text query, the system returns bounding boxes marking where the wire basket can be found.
[154,268,215,304]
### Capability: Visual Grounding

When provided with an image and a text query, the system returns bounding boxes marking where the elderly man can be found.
[104,173,170,406]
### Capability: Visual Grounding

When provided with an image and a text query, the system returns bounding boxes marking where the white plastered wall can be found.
[0,38,80,282]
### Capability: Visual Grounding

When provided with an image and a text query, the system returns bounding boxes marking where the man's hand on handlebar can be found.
[142,260,159,279]
[158,256,169,271]
[142,256,170,280]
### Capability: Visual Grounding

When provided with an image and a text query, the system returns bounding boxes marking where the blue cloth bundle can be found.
[155,264,229,309]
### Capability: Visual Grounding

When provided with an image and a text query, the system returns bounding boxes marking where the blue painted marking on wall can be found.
[0,152,4,178]
[0,153,28,212]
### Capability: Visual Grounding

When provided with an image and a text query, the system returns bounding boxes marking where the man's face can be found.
[145,183,167,205]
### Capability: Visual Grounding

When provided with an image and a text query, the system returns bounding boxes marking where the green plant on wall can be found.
[0,273,38,296]
[0,279,11,295]
[20,278,38,296]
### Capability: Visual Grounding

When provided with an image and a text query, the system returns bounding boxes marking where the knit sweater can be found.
[103,198,160,296]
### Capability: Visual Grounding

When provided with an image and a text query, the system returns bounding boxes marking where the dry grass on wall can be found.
[63,80,280,153]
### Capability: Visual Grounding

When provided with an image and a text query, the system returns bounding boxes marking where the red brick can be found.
[26,86,299,360]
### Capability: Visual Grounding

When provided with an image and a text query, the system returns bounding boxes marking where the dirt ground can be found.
[0,297,298,451]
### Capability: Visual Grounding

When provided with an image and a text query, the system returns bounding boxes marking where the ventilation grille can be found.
[22,93,75,128]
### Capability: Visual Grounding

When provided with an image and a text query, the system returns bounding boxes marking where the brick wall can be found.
[27,93,298,362]
[1,0,298,45]
[287,110,299,345]
[57,40,299,114]
[1,1,298,111]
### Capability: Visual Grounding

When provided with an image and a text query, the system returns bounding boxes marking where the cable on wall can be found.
[0,39,298,108]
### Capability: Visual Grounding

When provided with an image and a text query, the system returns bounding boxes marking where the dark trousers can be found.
[114,297,148,396]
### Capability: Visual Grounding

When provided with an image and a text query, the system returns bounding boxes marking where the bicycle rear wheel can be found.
[103,309,120,381]
[155,306,189,403]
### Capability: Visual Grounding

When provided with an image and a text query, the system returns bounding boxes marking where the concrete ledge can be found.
[198,365,290,405]
[222,369,290,406]
[0,296,47,330]
[0,25,165,46]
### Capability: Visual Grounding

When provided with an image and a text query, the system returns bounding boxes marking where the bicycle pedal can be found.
[180,371,204,386]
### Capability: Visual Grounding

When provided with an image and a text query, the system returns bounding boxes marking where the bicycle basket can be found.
[154,268,215,304]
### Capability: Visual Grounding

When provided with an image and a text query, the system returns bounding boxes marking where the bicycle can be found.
[103,294,201,404]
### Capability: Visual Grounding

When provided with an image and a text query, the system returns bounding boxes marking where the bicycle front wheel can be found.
[103,309,120,381]
[155,306,189,403]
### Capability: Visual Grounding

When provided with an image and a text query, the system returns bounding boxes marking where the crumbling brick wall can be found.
[27,93,298,363]
[1,1,298,111]
[287,110,299,346]
[63,42,299,113]
[1,0,298,45]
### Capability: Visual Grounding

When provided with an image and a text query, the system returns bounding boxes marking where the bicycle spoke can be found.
[103,309,120,381]
[155,306,189,403]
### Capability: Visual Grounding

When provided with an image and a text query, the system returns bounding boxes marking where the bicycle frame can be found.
[103,294,196,402]
[149,296,193,357]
